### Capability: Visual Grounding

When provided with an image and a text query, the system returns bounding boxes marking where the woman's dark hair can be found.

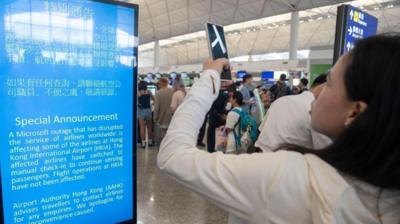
[243,74,253,82]
[285,34,400,190]
[300,78,309,87]
[226,83,238,93]
[138,80,148,91]
[310,73,327,88]
[232,91,244,106]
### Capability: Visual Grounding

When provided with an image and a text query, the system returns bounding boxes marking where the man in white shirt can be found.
[255,74,332,152]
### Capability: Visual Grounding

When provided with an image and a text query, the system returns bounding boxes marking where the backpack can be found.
[231,108,258,152]
[271,83,290,100]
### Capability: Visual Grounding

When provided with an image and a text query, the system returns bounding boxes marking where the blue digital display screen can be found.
[261,71,274,80]
[236,71,246,79]
[0,1,137,223]
[343,5,378,53]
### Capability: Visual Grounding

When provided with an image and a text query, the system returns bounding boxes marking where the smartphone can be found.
[205,23,231,80]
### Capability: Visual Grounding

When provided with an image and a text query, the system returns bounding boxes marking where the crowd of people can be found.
[138,68,315,154]
[137,75,188,148]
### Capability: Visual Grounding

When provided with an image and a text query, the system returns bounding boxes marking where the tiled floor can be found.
[137,146,228,224]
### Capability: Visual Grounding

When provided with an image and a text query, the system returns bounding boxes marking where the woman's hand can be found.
[203,58,230,74]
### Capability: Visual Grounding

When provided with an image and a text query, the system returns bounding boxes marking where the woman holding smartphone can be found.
[158,34,400,223]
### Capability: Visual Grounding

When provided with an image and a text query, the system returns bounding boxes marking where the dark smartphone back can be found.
[205,23,232,80]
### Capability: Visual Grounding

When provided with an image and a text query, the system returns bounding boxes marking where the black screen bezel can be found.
[0,0,138,223]
[205,22,229,59]
[333,4,348,65]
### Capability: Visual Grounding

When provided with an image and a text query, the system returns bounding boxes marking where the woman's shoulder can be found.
[268,150,310,168]
[301,153,399,223]
[262,151,349,195]
[302,153,356,213]
[302,153,348,188]
[262,149,333,168]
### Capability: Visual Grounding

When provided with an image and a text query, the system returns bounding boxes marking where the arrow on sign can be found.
[346,42,351,51]
[348,27,353,35]
[349,10,354,20]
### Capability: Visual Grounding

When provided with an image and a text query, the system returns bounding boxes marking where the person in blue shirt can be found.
[240,74,255,114]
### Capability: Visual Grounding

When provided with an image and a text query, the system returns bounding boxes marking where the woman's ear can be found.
[344,101,368,127]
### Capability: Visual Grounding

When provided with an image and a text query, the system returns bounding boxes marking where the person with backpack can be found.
[269,74,291,101]
[224,91,244,154]
[224,90,258,154]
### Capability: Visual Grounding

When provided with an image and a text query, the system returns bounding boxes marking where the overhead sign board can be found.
[333,5,378,63]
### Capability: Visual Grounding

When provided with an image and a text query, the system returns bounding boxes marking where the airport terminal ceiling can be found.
[123,0,355,44]
[122,0,400,66]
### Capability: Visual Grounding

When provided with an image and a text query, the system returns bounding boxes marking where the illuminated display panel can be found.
[0,0,137,223]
